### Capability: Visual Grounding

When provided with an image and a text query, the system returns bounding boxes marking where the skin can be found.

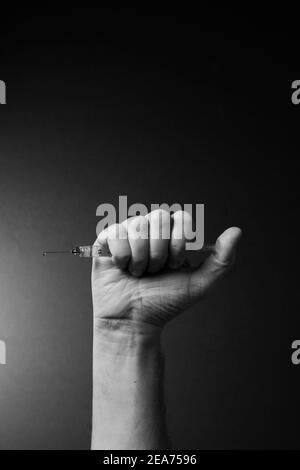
[91,209,242,450]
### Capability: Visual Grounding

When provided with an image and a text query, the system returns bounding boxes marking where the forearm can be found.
[91,322,170,450]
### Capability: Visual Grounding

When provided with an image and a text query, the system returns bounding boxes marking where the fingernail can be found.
[131,269,143,278]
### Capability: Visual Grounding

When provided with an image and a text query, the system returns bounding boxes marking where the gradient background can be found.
[0,12,299,449]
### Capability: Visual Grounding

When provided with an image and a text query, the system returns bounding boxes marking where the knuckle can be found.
[108,223,127,240]
[148,210,171,239]
[128,216,148,238]
[173,210,192,224]
[148,209,170,223]
[130,215,147,226]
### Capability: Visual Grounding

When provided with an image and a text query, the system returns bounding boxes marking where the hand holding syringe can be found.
[43,213,242,452]
[58,211,242,452]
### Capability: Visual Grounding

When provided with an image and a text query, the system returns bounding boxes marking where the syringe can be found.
[43,245,112,258]
[42,244,215,258]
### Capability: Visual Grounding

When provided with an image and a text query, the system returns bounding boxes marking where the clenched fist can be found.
[92,209,241,335]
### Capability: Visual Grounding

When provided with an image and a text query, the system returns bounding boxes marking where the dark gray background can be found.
[0,12,299,449]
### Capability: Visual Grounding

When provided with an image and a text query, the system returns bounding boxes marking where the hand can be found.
[91,209,241,450]
[92,209,241,335]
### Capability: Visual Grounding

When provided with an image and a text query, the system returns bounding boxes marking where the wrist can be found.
[93,318,162,356]
[92,320,167,450]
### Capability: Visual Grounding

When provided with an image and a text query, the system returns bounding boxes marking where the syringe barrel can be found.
[76,245,112,258]
[76,243,215,258]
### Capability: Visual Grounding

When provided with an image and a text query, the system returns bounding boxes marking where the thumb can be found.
[189,227,242,299]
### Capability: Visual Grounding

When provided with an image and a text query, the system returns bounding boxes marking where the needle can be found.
[42,250,73,256]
